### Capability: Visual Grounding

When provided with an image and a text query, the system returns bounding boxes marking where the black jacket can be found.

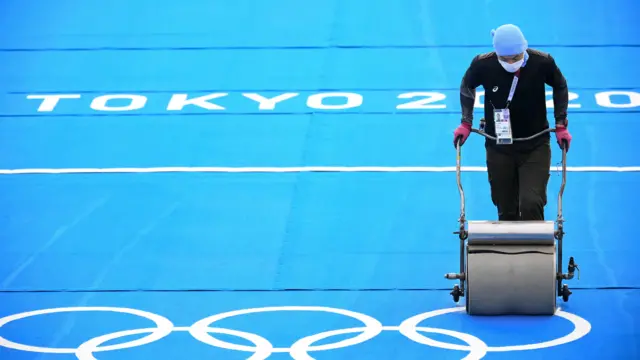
[460,48,569,151]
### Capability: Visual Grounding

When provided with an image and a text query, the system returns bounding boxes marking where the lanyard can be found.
[505,69,520,108]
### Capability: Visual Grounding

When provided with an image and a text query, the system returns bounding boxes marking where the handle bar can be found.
[455,128,567,233]
[471,127,555,141]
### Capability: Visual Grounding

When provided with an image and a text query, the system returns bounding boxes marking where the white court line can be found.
[0,166,639,174]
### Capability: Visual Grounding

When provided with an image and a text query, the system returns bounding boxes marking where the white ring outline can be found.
[75,326,274,360]
[289,326,489,360]
[0,307,173,354]
[399,307,592,352]
[188,306,383,353]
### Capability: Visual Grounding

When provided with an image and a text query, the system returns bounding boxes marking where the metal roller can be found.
[466,221,557,315]
[466,221,556,244]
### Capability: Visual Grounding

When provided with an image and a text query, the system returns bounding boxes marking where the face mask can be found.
[499,59,524,73]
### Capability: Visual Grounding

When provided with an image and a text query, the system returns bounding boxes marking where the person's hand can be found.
[555,121,572,151]
[453,123,472,148]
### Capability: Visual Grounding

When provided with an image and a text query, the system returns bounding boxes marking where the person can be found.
[453,24,573,221]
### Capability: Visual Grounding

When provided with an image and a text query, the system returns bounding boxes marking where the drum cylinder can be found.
[465,221,558,315]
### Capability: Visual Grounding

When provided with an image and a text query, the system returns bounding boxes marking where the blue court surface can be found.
[1,1,639,359]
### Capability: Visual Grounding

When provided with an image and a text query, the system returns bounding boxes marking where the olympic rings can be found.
[0,305,592,360]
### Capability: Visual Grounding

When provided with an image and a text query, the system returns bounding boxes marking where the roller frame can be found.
[445,120,579,314]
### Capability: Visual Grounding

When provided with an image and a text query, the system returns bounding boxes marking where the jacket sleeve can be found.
[459,55,482,125]
[544,55,569,126]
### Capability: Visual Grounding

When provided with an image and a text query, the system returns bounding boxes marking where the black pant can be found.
[486,141,551,221]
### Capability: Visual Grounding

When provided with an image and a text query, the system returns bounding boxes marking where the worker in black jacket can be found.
[453,24,573,221]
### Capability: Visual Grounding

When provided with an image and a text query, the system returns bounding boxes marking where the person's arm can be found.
[460,55,482,126]
[544,54,569,127]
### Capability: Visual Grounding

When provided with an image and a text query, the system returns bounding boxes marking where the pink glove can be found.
[453,123,472,148]
[555,123,572,151]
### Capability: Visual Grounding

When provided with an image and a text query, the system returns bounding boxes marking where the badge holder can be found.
[494,109,513,145]
[492,70,520,146]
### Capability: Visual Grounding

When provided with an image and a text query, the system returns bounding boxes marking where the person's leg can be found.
[517,141,552,221]
[486,145,519,221]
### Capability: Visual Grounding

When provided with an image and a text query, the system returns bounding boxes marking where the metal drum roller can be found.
[445,121,581,316]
